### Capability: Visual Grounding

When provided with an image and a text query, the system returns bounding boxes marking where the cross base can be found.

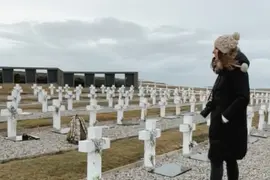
[163,115,179,119]
[52,127,70,134]
[117,122,140,126]
[250,132,268,138]
[152,163,191,177]
[248,136,259,144]
[6,134,40,142]
[189,152,209,162]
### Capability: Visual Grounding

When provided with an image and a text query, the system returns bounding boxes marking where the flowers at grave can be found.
[92,138,106,155]
[8,105,18,119]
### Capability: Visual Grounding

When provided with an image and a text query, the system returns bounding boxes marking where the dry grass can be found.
[0,124,209,180]
[0,106,190,131]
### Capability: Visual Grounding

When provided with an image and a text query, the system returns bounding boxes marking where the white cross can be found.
[65,91,75,110]
[123,91,130,106]
[258,109,265,131]
[31,84,38,96]
[78,126,110,180]
[111,85,116,92]
[89,85,96,93]
[179,113,196,156]
[139,98,150,121]
[0,101,23,138]
[7,90,21,109]
[189,93,196,113]
[13,84,23,97]
[64,84,70,92]
[74,86,82,101]
[86,104,102,126]
[114,104,127,124]
[37,86,43,103]
[174,96,182,116]
[88,91,97,106]
[106,90,114,108]
[129,86,134,100]
[48,99,66,131]
[158,97,167,118]
[150,89,157,105]
[247,106,254,135]
[56,87,64,101]
[41,90,51,112]
[139,119,161,168]
[48,84,55,95]
[100,84,106,94]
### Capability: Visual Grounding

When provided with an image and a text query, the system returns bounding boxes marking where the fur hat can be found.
[214,32,240,54]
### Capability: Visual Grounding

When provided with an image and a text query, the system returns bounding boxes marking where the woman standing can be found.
[201,32,250,180]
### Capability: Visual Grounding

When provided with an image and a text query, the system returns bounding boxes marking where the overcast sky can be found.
[0,0,269,88]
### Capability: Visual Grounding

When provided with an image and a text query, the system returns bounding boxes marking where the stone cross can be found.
[13,84,23,97]
[255,93,259,105]
[31,84,38,96]
[78,126,110,180]
[201,93,207,110]
[48,99,66,131]
[129,85,134,100]
[86,104,102,126]
[139,98,150,121]
[7,90,21,109]
[249,93,254,105]
[111,85,116,92]
[174,96,182,116]
[88,91,97,106]
[150,89,157,105]
[258,109,265,131]
[138,119,161,169]
[118,91,125,106]
[199,90,204,102]
[123,91,130,106]
[48,84,55,95]
[179,113,196,156]
[89,85,96,94]
[106,90,114,108]
[247,106,254,135]
[268,105,270,125]
[100,84,106,94]
[65,91,75,110]
[158,97,167,118]
[114,104,127,124]
[64,84,70,92]
[264,93,269,104]
[260,93,264,103]
[41,90,51,112]
[138,90,145,105]
[74,86,81,101]
[56,87,64,101]
[182,90,188,103]
[189,93,196,113]
[0,101,23,138]
[77,84,83,93]
[37,86,43,103]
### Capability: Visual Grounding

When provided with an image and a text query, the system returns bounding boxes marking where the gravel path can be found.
[103,136,270,180]
[0,112,205,162]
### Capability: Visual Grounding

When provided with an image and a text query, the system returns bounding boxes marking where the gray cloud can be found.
[0,17,269,87]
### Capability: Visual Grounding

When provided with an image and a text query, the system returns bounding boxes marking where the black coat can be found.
[208,51,250,162]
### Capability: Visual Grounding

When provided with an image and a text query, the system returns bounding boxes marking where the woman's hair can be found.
[218,48,238,70]
[211,48,238,71]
